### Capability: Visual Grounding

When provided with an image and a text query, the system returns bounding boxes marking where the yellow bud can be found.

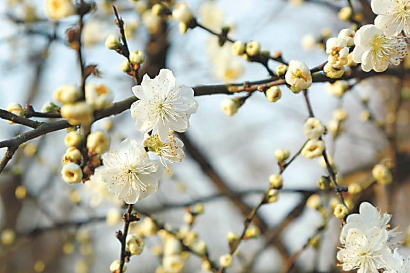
[333,203,349,219]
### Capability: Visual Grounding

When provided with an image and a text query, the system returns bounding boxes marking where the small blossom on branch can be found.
[285,60,312,93]
[303,117,325,139]
[352,24,408,72]
[97,139,163,204]
[143,133,185,168]
[301,139,325,158]
[131,69,198,141]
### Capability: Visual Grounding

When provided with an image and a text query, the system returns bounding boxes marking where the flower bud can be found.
[64,131,83,147]
[220,98,239,116]
[372,164,392,185]
[338,28,355,47]
[63,147,82,164]
[301,139,325,159]
[245,41,260,56]
[333,203,349,219]
[6,103,24,124]
[265,86,282,102]
[192,240,207,256]
[129,50,145,64]
[303,117,325,139]
[219,254,233,268]
[333,108,347,121]
[85,83,113,111]
[232,41,246,56]
[348,183,362,194]
[317,176,330,190]
[265,189,279,203]
[275,64,287,76]
[53,84,81,104]
[227,232,239,243]
[244,226,260,239]
[61,102,94,126]
[86,130,110,154]
[274,149,290,162]
[172,2,194,23]
[109,260,126,272]
[306,194,321,210]
[338,7,352,21]
[61,162,83,184]
[121,60,131,73]
[324,63,345,79]
[105,34,120,50]
[164,237,182,255]
[45,0,75,20]
[269,174,283,189]
[41,101,60,114]
[126,234,145,256]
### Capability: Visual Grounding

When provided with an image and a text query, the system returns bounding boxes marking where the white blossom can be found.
[131,69,198,141]
[97,139,163,204]
[352,24,408,72]
[143,133,185,168]
[285,60,312,93]
[371,0,410,37]
[337,227,393,273]
[326,37,349,68]
[340,202,398,244]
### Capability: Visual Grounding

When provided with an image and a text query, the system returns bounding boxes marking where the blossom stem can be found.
[118,204,134,273]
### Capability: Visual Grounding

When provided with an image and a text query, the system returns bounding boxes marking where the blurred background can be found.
[1,0,409,272]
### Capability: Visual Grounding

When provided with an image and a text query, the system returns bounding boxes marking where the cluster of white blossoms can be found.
[324,29,353,78]
[94,69,198,204]
[351,0,409,72]
[337,202,410,273]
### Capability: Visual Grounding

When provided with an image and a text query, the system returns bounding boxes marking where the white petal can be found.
[157,123,170,141]
[371,0,395,14]
[375,15,401,37]
[156,69,176,99]
[124,187,139,204]
[132,85,145,100]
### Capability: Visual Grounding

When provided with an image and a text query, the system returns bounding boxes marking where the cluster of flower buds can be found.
[323,28,355,79]
[301,117,326,159]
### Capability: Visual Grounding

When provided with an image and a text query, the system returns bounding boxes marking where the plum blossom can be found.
[337,227,393,273]
[371,0,410,37]
[340,202,398,244]
[143,133,185,168]
[97,139,163,204]
[131,69,198,141]
[352,24,408,72]
[285,60,312,93]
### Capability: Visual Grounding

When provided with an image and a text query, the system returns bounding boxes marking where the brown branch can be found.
[117,204,139,273]
[0,109,42,129]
